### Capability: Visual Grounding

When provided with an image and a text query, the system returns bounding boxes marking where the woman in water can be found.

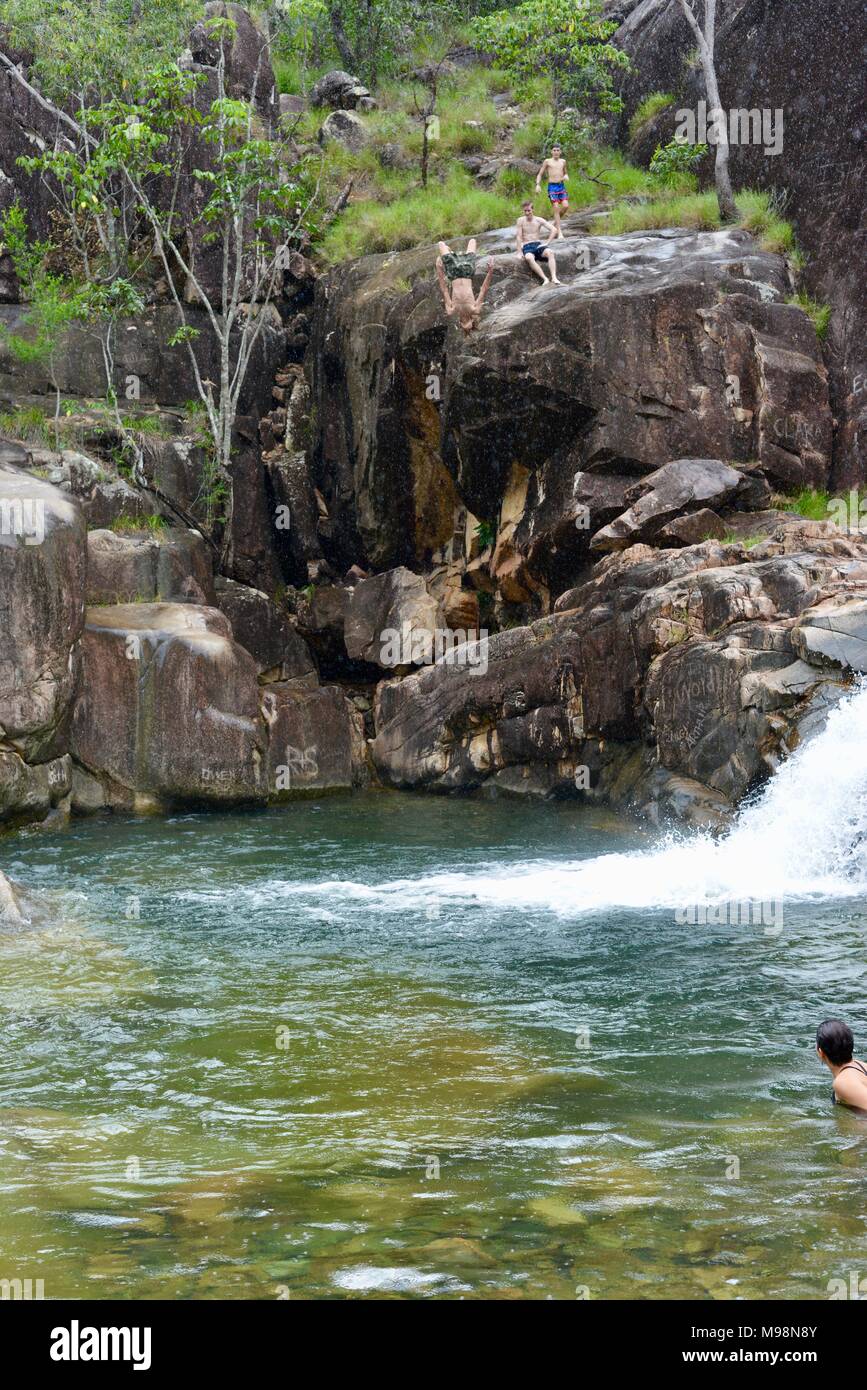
[816,1019,867,1110]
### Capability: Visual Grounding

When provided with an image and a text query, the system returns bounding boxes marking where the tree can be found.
[674,0,738,221]
[323,0,414,87]
[14,14,318,553]
[411,57,453,189]
[0,0,201,101]
[471,0,629,126]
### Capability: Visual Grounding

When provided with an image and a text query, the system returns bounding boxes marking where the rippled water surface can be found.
[1,792,866,1300]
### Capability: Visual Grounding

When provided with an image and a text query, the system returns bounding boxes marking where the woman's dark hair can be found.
[816,1019,854,1064]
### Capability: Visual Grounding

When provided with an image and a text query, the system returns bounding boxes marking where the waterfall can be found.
[358,680,867,916]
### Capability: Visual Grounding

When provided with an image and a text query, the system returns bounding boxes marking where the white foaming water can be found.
[415,679,867,915]
[346,680,867,916]
[179,682,867,919]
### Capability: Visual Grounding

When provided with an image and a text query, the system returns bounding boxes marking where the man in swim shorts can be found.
[435,238,495,334]
[816,1018,867,1111]
[515,201,561,285]
[536,143,569,239]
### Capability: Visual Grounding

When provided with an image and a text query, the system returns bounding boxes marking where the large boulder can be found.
[46,449,150,530]
[319,109,368,152]
[792,598,867,672]
[310,70,373,110]
[0,465,86,762]
[604,0,867,486]
[344,567,440,670]
[307,225,831,596]
[87,528,216,606]
[214,577,317,681]
[69,603,265,811]
[591,458,742,551]
[0,749,71,830]
[371,517,867,822]
[261,682,356,797]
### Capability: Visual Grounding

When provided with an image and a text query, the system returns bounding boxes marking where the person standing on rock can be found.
[435,239,496,334]
[535,144,570,239]
[515,202,561,286]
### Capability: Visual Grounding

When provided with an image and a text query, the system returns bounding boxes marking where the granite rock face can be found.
[307,225,831,603]
[371,518,867,824]
[0,465,86,759]
[344,567,441,670]
[604,0,867,486]
[0,464,85,827]
[215,577,318,681]
[86,528,216,606]
[69,603,265,811]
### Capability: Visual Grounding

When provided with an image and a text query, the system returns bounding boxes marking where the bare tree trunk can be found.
[328,5,357,72]
[676,0,738,222]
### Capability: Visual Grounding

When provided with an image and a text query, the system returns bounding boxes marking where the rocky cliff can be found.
[605,0,867,485]
[0,6,864,837]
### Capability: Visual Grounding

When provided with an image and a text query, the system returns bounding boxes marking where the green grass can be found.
[272,53,331,98]
[594,187,802,261]
[780,488,832,521]
[320,165,517,261]
[595,189,718,235]
[778,487,866,525]
[121,412,170,436]
[111,513,168,535]
[629,92,676,141]
[787,290,831,340]
[0,405,53,445]
[495,165,531,199]
[736,189,797,256]
[723,531,766,549]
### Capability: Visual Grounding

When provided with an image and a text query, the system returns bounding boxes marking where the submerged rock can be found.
[0,870,26,926]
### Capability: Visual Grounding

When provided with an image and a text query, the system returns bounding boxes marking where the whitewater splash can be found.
[276,679,867,918]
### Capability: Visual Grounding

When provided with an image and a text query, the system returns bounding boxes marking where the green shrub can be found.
[649,138,707,187]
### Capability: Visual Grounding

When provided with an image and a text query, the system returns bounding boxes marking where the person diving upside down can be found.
[435,239,495,334]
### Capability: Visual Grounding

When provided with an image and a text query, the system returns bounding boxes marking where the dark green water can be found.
[1,792,865,1300]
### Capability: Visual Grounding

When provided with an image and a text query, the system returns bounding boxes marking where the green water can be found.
[1,793,865,1300]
